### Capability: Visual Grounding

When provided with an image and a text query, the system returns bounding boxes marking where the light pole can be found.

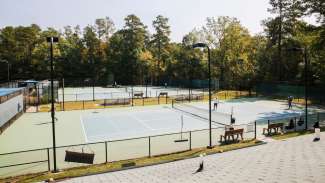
[192,43,213,149]
[0,59,10,87]
[46,36,59,172]
[287,47,308,130]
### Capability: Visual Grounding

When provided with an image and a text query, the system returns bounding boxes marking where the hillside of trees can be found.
[0,0,324,89]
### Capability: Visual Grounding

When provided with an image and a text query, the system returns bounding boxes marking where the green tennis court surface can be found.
[0,97,323,177]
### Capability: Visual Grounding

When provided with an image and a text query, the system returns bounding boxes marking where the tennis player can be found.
[213,97,219,110]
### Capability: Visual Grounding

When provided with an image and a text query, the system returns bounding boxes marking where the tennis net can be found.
[172,100,231,126]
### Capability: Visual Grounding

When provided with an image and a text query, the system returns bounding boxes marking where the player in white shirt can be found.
[213,97,219,110]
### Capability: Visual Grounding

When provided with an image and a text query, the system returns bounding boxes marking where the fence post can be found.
[62,79,65,111]
[294,117,297,132]
[148,136,151,157]
[189,131,192,150]
[105,141,108,163]
[254,121,257,139]
[305,113,308,130]
[47,148,50,172]
[267,120,270,135]
[132,96,134,107]
[131,87,134,106]
[37,85,40,112]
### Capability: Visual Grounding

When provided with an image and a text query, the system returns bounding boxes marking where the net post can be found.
[148,136,151,157]
[105,141,108,163]
[189,131,192,150]
[254,121,257,139]
[83,100,85,110]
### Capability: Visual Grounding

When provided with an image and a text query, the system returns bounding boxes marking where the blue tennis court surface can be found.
[80,98,323,143]
[81,107,219,142]
[0,88,21,97]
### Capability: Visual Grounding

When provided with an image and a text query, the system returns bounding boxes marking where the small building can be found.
[0,88,24,134]
[18,80,39,88]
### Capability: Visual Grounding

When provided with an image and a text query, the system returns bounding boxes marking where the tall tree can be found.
[107,14,148,84]
[151,15,171,84]
[266,0,305,80]
[95,17,115,41]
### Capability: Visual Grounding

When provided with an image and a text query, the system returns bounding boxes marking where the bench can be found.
[133,92,143,98]
[159,92,168,96]
[104,99,130,105]
[220,128,244,142]
[263,123,283,135]
[174,94,204,101]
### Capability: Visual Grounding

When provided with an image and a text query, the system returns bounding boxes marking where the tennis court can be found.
[1,97,324,177]
[1,97,320,151]
[57,86,206,102]
[176,98,313,125]
[81,107,222,142]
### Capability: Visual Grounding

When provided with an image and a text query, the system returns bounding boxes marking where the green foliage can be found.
[0,3,324,88]
[150,15,171,84]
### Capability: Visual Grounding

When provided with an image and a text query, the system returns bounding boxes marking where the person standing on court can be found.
[213,97,219,110]
[288,96,293,109]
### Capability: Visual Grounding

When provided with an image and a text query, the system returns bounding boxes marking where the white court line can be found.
[80,115,89,143]
[130,114,154,131]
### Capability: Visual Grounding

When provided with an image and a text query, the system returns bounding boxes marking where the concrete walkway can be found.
[62,133,325,183]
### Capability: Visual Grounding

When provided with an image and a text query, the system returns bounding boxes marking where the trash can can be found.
[313,122,320,141]
[315,128,320,140]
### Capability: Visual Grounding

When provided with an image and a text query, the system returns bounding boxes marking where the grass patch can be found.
[1,139,262,183]
[271,127,325,140]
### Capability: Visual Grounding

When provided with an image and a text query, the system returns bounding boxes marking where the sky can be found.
[0,0,272,42]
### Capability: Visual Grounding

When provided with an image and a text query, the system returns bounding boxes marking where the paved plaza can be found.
[62,133,325,183]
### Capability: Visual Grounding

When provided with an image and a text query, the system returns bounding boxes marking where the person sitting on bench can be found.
[285,119,295,130]
[297,117,304,126]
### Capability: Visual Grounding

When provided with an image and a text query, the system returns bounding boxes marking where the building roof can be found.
[0,88,22,97]
[20,80,38,83]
